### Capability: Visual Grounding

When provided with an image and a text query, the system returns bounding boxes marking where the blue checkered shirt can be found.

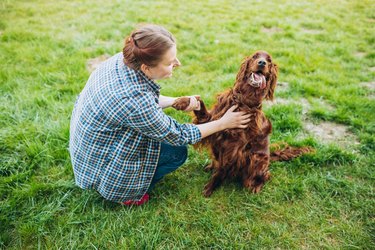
[69,52,201,202]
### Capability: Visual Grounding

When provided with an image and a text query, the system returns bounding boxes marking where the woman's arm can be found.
[115,92,249,145]
[159,95,200,111]
[159,95,250,139]
[159,95,176,109]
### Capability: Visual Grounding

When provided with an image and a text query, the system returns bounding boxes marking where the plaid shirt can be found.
[69,52,201,202]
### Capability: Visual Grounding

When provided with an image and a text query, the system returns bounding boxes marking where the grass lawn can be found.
[1,0,374,249]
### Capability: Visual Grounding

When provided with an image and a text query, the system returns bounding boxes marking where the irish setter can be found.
[173,51,313,197]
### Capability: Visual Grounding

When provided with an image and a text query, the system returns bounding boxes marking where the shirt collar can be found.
[137,70,161,95]
[117,52,161,95]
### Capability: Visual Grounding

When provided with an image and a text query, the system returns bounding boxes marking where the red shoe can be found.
[122,193,149,206]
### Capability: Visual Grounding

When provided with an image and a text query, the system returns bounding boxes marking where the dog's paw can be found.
[202,189,213,197]
[204,163,213,172]
[172,97,190,110]
[250,185,262,194]
[264,171,271,181]
[203,184,214,197]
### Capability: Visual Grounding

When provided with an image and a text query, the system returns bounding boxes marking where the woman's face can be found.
[142,45,181,80]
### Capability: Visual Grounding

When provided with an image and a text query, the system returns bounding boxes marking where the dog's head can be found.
[234,51,278,103]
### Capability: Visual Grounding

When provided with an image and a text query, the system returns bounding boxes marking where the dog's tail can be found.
[270,143,314,162]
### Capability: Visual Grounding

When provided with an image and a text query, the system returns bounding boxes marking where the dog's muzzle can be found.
[249,73,266,89]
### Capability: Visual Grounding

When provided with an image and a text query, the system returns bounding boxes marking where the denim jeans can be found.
[148,143,188,191]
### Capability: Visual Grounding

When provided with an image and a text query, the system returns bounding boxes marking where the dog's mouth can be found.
[249,72,266,89]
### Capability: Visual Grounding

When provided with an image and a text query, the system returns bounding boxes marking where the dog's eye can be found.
[252,55,258,59]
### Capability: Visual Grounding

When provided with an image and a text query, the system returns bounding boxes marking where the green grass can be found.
[1,0,374,249]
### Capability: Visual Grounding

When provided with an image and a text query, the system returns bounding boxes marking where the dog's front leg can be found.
[172,97,212,123]
[203,168,226,197]
[244,153,271,193]
[203,158,219,172]
[193,100,212,124]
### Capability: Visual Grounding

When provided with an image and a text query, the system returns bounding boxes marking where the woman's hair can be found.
[123,24,176,70]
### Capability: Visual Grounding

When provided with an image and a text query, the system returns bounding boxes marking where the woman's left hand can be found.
[171,95,201,111]
[172,95,201,112]
[183,96,201,112]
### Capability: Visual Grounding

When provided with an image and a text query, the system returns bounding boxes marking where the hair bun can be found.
[123,24,176,71]
[128,35,136,47]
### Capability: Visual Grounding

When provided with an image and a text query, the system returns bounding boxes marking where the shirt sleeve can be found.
[107,90,201,146]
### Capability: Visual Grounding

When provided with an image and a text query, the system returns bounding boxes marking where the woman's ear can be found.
[140,64,149,74]
[141,63,154,79]
[265,63,278,101]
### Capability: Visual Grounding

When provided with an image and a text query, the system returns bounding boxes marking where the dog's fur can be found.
[173,51,313,197]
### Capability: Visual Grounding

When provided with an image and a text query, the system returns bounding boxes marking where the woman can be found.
[69,24,250,206]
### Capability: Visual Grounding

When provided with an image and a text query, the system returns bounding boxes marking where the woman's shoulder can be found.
[84,53,154,103]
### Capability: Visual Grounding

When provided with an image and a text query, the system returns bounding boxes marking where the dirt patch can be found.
[264,97,336,115]
[360,82,375,99]
[303,121,359,147]
[264,97,311,114]
[86,54,111,73]
[262,27,283,34]
[360,81,375,90]
[276,81,290,92]
[264,97,357,147]
[354,52,366,58]
[298,98,311,114]
[310,98,336,112]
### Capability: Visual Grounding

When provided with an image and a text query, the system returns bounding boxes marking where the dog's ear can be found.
[265,62,278,101]
[235,57,252,84]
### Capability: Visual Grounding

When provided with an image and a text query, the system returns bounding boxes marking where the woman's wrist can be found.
[196,119,226,139]
[159,95,177,109]
[216,118,227,131]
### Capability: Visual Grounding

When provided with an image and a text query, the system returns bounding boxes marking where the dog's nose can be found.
[257,60,266,67]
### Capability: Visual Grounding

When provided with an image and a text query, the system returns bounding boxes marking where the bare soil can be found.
[86,54,111,73]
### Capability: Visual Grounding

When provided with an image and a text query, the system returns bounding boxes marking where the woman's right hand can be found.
[219,105,251,129]
[195,105,251,139]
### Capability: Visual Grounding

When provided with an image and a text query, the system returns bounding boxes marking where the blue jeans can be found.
[148,143,188,191]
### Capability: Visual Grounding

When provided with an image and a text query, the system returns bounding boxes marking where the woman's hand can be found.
[183,96,201,112]
[172,96,201,111]
[218,105,251,129]
[195,105,251,139]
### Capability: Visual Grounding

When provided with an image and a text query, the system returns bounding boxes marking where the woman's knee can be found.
[158,143,188,168]
[175,145,188,166]
[152,144,188,184]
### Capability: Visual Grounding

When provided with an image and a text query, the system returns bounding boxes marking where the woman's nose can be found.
[174,58,181,67]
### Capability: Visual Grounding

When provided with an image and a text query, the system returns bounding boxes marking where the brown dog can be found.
[173,51,313,197]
